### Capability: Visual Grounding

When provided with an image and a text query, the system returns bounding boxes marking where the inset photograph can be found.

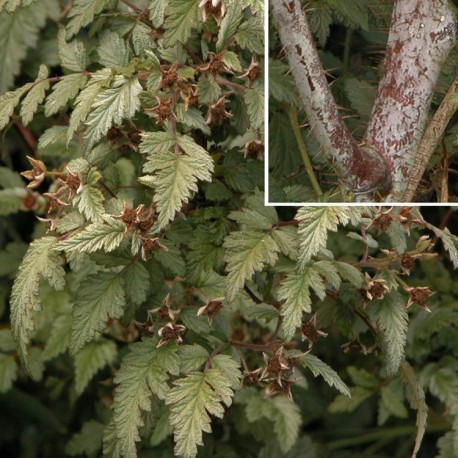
[268,0,458,203]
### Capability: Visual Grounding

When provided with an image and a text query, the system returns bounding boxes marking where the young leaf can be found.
[74,338,117,395]
[10,237,66,370]
[278,264,326,341]
[84,76,142,149]
[296,206,361,267]
[57,27,87,72]
[223,231,280,301]
[56,218,125,254]
[162,0,200,48]
[113,340,179,457]
[140,135,213,231]
[44,74,88,117]
[97,31,130,68]
[67,68,112,144]
[166,369,235,458]
[66,0,108,38]
[20,65,50,126]
[70,271,126,354]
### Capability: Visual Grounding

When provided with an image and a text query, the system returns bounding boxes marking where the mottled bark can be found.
[363,0,457,201]
[402,77,458,202]
[272,0,457,202]
[270,0,389,200]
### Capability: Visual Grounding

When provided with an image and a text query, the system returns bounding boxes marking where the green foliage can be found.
[1,2,458,458]
[166,366,239,458]
[10,237,65,371]
[112,340,179,457]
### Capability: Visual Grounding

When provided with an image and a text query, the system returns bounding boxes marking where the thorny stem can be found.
[402,76,458,202]
[287,104,323,197]
[364,0,457,201]
[270,0,388,198]
[273,0,457,201]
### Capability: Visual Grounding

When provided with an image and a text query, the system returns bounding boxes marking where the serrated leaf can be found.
[125,261,150,306]
[296,206,361,267]
[301,354,351,397]
[140,135,213,231]
[429,226,458,269]
[66,0,108,38]
[166,369,235,458]
[234,16,263,54]
[44,73,87,117]
[97,31,130,68]
[10,237,66,370]
[179,345,209,373]
[334,261,365,287]
[0,1,48,94]
[269,59,297,104]
[74,183,105,223]
[66,420,105,457]
[56,219,125,254]
[67,68,112,144]
[162,0,200,47]
[0,84,32,130]
[224,231,280,301]
[270,396,302,453]
[400,361,428,458]
[57,27,87,72]
[228,191,277,230]
[71,272,126,354]
[0,0,35,13]
[216,5,243,52]
[278,264,326,340]
[20,65,50,126]
[197,75,222,105]
[149,0,168,27]
[211,354,242,389]
[113,340,179,457]
[370,291,408,376]
[245,88,264,130]
[84,76,142,149]
[42,312,72,361]
[74,338,117,395]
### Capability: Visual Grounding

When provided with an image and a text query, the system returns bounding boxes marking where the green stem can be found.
[287,105,323,197]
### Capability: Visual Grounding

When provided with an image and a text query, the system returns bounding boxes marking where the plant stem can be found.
[287,105,323,197]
